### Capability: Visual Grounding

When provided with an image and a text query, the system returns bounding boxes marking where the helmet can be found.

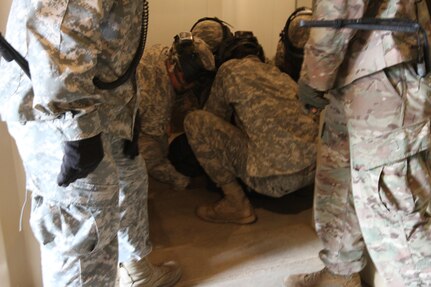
[277,7,312,81]
[190,17,233,53]
[217,31,265,67]
[170,32,215,83]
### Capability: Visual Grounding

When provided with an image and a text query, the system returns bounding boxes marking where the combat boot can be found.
[196,181,256,224]
[284,268,361,287]
[119,258,182,287]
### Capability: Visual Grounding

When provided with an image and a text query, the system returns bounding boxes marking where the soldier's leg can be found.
[284,97,364,287]
[184,110,255,224]
[113,136,181,287]
[243,164,315,198]
[184,110,246,185]
[346,64,431,286]
[313,95,367,275]
[111,136,152,262]
[8,122,121,287]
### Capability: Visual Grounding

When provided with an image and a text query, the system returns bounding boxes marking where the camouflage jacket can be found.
[0,0,142,141]
[302,0,431,91]
[205,56,318,177]
[136,44,197,161]
[137,44,175,141]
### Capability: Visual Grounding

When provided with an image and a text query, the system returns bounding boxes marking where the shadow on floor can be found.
[202,175,315,215]
[247,184,314,215]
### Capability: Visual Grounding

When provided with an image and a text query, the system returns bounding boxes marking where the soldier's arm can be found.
[301,0,368,91]
[137,51,174,165]
[26,0,104,141]
[203,66,234,121]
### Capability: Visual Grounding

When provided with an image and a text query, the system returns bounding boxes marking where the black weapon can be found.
[299,18,430,76]
[0,32,30,78]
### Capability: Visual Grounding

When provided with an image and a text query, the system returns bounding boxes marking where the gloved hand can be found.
[57,133,104,187]
[123,110,141,159]
[297,79,329,111]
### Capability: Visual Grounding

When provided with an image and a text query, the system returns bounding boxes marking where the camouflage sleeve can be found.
[26,0,104,141]
[203,65,234,121]
[301,0,368,91]
[137,45,174,164]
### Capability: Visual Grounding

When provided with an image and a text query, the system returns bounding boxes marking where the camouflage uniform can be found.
[302,0,431,285]
[184,56,318,198]
[0,0,151,286]
[190,19,232,107]
[136,44,194,190]
[136,39,215,190]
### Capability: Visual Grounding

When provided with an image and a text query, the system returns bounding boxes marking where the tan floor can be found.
[147,177,326,287]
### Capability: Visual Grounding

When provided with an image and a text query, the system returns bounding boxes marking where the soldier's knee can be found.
[184,110,207,136]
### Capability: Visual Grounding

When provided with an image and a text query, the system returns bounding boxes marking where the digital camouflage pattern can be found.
[137,44,192,190]
[8,122,152,287]
[275,9,312,81]
[0,0,142,141]
[191,19,229,53]
[0,0,151,285]
[136,39,214,190]
[184,56,318,197]
[287,12,312,50]
[302,0,431,286]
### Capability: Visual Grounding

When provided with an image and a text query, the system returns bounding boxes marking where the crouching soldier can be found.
[137,32,215,190]
[184,32,318,224]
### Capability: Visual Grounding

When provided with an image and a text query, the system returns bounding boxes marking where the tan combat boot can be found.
[119,258,182,287]
[284,268,361,287]
[196,181,257,224]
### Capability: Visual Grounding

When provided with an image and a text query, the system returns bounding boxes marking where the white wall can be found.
[1,0,43,286]
[0,122,38,287]
[0,0,312,286]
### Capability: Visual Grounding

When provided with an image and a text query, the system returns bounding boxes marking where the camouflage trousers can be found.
[7,121,152,287]
[184,110,315,197]
[316,63,431,286]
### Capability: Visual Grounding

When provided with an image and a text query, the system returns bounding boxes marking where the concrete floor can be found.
[146,175,388,287]
[147,177,328,287]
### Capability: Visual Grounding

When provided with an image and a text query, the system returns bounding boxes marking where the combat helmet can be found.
[276,7,312,81]
[166,32,215,97]
[190,17,234,54]
[217,31,265,67]
[169,31,215,84]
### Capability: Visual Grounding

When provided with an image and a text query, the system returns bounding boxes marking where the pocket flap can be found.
[350,120,431,171]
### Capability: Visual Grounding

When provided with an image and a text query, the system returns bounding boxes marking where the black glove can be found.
[297,79,329,110]
[57,133,104,187]
[123,110,141,159]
